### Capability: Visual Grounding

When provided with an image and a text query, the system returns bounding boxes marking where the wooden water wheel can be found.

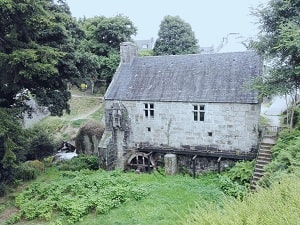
[127,152,156,172]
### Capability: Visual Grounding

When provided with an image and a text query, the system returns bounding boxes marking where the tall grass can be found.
[183,171,300,225]
[76,172,224,225]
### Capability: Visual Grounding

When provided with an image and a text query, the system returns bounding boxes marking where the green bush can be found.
[9,170,148,224]
[75,121,104,154]
[14,163,37,181]
[57,154,99,171]
[218,175,248,199]
[26,127,55,160]
[225,160,255,185]
[266,129,300,174]
[25,160,45,173]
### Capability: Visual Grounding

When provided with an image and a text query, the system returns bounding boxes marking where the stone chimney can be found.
[120,42,137,64]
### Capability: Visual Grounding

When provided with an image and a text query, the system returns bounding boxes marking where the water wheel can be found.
[127,152,156,172]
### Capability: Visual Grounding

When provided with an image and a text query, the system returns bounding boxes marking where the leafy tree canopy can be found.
[250,0,300,128]
[78,15,137,84]
[250,0,300,97]
[153,15,199,55]
[0,0,84,116]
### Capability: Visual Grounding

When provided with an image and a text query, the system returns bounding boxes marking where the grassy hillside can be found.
[33,89,104,142]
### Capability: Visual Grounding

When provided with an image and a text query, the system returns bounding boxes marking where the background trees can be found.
[78,15,137,86]
[153,15,199,55]
[251,0,300,128]
[0,0,85,116]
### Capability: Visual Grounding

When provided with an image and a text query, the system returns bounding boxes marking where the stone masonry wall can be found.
[105,100,260,152]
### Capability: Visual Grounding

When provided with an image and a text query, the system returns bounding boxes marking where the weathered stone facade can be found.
[104,100,260,152]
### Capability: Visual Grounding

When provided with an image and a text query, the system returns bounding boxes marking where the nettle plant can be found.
[6,170,149,224]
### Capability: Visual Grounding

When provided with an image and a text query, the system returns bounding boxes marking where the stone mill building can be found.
[98,42,262,174]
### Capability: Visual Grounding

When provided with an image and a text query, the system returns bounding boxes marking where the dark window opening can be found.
[144,103,154,118]
[200,112,205,121]
[208,132,213,136]
[193,111,198,121]
[193,104,205,121]
[147,127,151,132]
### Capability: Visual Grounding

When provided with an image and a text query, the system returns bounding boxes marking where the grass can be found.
[184,171,300,225]
[77,172,224,225]
[2,169,224,225]
[32,90,104,141]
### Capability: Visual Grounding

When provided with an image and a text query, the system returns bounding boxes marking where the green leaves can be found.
[11,170,149,224]
[153,15,199,55]
[0,0,82,116]
[250,0,300,99]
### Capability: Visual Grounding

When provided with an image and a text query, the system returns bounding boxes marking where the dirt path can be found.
[71,100,103,121]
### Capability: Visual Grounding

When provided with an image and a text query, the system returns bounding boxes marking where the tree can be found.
[153,15,199,55]
[250,0,300,128]
[78,15,137,86]
[0,0,84,116]
[0,108,29,186]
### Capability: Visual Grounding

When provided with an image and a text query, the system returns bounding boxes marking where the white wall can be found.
[105,100,261,152]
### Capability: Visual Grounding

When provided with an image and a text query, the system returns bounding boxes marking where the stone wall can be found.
[105,100,260,152]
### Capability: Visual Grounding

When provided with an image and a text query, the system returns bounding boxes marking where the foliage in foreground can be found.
[5,170,149,225]
[56,154,99,171]
[184,171,300,225]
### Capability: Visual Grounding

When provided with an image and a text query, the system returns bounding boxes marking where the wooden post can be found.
[192,155,197,179]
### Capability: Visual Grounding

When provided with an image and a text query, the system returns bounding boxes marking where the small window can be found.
[200,112,205,121]
[193,104,205,121]
[208,132,213,137]
[193,111,198,121]
[144,103,154,118]
[147,127,151,132]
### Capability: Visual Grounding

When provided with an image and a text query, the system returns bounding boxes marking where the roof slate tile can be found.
[105,51,262,104]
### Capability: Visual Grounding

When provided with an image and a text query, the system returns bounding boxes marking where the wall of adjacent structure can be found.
[104,100,260,152]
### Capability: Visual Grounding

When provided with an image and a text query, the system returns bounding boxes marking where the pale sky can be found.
[65,0,268,47]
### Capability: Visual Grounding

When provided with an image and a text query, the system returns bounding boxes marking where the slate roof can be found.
[105,51,262,104]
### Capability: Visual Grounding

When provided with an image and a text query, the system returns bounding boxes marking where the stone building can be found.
[99,42,262,173]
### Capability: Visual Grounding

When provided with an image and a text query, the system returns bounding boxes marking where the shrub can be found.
[225,160,255,185]
[9,170,148,224]
[75,122,104,154]
[57,154,99,171]
[25,160,45,173]
[26,127,55,160]
[218,175,248,199]
[14,163,37,181]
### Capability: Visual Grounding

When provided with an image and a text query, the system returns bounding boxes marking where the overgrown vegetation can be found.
[184,171,300,225]
[2,169,224,225]
[5,170,149,224]
[56,155,99,171]
[75,122,105,154]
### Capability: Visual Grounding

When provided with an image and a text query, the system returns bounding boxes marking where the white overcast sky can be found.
[65,0,268,47]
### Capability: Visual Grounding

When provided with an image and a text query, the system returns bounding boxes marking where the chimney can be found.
[120,42,137,64]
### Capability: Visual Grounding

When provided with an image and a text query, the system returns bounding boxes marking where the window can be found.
[144,103,154,118]
[147,127,151,132]
[193,104,205,121]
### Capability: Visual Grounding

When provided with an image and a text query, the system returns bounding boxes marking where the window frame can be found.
[193,104,205,122]
[144,103,154,118]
